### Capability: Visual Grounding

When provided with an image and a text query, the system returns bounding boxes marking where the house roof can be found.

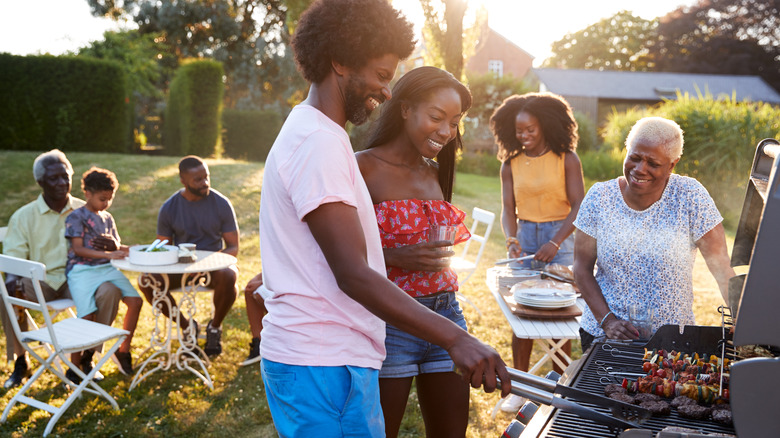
[480,28,535,61]
[533,68,780,104]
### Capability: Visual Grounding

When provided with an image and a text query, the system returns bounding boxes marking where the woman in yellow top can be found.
[489,92,585,412]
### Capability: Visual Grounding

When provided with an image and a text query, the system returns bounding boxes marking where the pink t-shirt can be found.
[258,104,387,369]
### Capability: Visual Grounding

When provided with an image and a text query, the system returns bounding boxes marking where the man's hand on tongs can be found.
[448,333,512,397]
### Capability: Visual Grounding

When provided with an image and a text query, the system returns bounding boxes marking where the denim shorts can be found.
[261,359,384,437]
[511,219,574,269]
[379,292,467,379]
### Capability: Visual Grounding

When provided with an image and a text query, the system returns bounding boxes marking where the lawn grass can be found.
[0,150,735,437]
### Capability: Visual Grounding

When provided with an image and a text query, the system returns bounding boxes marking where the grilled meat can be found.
[670,395,697,409]
[640,400,671,415]
[603,383,626,396]
[678,403,711,420]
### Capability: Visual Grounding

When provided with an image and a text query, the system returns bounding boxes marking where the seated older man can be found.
[2,150,122,388]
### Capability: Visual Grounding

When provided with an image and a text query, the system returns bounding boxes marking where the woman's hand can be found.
[384,242,454,271]
[534,241,559,263]
[602,317,640,341]
[507,242,523,258]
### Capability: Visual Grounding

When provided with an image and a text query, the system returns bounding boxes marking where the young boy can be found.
[65,167,143,379]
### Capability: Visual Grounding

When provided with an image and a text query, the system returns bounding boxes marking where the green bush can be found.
[165,59,224,157]
[222,109,282,161]
[0,54,129,152]
[580,149,623,190]
[457,150,501,177]
[600,92,780,226]
[573,111,597,153]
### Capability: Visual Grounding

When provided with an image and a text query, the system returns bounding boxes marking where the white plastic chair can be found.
[0,254,128,437]
[450,207,495,318]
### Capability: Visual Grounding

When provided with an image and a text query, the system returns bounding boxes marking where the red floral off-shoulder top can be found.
[374,199,471,298]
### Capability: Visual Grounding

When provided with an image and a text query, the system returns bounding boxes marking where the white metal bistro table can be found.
[486,266,585,418]
[112,250,237,390]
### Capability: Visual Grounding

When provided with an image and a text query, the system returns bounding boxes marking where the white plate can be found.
[516,298,577,309]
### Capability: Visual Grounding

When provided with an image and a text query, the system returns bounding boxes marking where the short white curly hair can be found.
[625,117,684,160]
[32,149,72,182]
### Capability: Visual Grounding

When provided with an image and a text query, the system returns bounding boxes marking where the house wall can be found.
[539,91,662,145]
[465,30,533,78]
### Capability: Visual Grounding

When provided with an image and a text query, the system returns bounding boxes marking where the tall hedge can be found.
[0,53,129,152]
[222,109,282,162]
[165,60,224,157]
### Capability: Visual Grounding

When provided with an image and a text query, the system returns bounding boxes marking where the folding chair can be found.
[450,207,496,318]
[0,254,128,437]
[1,226,78,367]
[21,299,79,374]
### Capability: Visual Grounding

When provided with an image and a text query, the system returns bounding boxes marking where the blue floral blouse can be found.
[574,174,723,336]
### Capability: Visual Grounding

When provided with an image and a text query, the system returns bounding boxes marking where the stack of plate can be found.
[511,285,577,309]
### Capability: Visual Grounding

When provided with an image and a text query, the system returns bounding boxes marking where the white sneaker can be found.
[500,394,527,413]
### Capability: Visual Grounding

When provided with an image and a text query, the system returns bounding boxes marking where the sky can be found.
[0,0,697,66]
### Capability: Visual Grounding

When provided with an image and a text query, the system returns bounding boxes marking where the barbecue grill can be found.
[505,139,780,438]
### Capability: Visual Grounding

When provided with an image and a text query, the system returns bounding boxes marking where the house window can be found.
[488,60,503,77]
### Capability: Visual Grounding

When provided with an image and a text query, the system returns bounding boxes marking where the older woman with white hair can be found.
[573,117,735,350]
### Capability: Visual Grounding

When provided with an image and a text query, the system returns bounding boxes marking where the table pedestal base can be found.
[129,272,213,391]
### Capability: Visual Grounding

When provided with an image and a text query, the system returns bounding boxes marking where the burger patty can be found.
[604,384,627,396]
[634,393,661,404]
[640,400,671,415]
[671,395,697,409]
[711,405,733,425]
[609,393,635,404]
[678,403,711,420]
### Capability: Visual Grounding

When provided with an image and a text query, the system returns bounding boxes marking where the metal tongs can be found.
[495,254,536,265]
[500,367,650,430]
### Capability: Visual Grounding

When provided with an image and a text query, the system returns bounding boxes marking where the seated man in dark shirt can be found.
[139,155,238,357]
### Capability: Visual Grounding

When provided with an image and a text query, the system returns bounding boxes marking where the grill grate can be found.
[537,342,736,437]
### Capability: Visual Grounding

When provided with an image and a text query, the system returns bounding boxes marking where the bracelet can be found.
[548,240,561,250]
[599,311,614,328]
[506,237,520,249]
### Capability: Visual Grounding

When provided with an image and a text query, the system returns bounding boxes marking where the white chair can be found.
[0,226,78,366]
[450,207,496,318]
[0,254,128,437]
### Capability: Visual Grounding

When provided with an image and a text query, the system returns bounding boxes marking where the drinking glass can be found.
[628,302,655,340]
[429,225,457,252]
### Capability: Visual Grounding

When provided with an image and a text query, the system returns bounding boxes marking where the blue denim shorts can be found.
[261,359,384,437]
[379,292,467,379]
[511,219,574,269]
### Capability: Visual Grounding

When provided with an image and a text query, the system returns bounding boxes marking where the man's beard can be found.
[186,185,209,198]
[344,74,381,126]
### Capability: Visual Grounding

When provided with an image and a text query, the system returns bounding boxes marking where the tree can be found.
[542,11,657,71]
[86,0,309,110]
[78,30,173,100]
[650,0,780,91]
[420,0,468,79]
[78,30,177,146]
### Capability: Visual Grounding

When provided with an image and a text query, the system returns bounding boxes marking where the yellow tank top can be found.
[511,151,570,222]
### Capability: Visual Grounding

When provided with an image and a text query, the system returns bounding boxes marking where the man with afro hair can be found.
[255,0,510,435]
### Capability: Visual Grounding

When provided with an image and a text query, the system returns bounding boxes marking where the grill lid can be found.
[731,139,780,348]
